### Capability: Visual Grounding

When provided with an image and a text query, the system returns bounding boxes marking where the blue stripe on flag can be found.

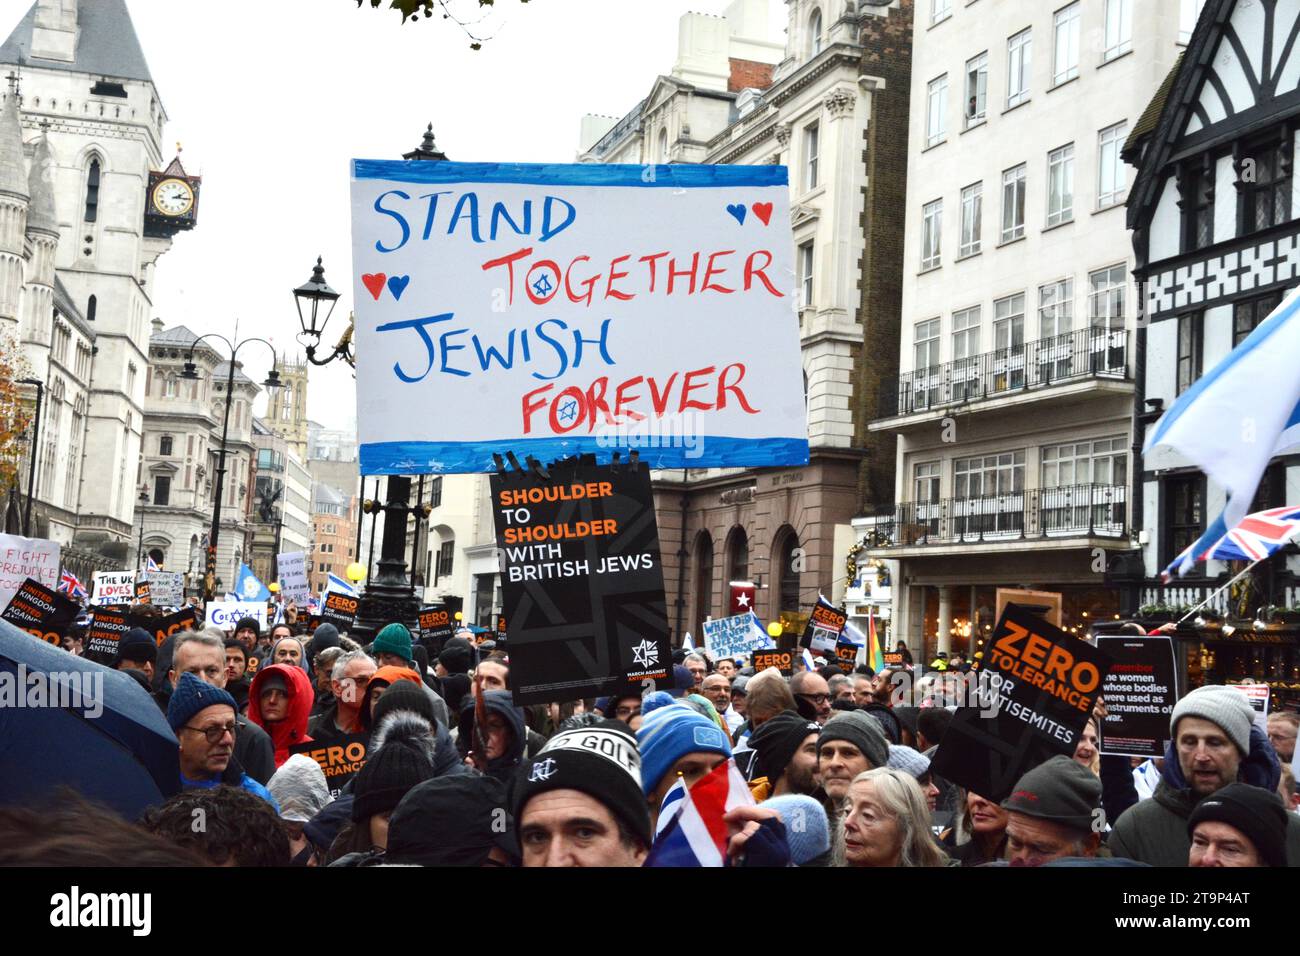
[359,436,810,476]
[1148,289,1300,449]
[352,159,789,189]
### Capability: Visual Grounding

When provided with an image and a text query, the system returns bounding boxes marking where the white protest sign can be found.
[350,161,809,474]
[91,570,136,606]
[1228,682,1270,733]
[277,551,310,603]
[0,533,60,608]
[144,571,185,608]
[703,612,773,659]
[205,600,269,632]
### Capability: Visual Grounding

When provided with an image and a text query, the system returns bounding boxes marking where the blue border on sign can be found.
[358,436,810,475]
[352,159,789,189]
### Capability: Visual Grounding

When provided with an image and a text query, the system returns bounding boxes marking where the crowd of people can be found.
[3,614,1298,869]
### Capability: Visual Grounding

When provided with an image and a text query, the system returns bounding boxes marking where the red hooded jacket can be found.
[248,662,315,768]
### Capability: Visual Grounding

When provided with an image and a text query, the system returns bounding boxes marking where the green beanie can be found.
[373,622,413,662]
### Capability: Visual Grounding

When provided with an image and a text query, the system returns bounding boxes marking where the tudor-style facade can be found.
[1125,0,1300,619]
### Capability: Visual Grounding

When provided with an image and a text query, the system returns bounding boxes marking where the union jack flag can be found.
[58,569,87,601]
[644,758,755,867]
[1163,505,1300,581]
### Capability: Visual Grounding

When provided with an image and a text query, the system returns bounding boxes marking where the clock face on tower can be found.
[152,177,194,216]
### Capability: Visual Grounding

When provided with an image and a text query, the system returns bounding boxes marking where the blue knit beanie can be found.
[167,671,237,731]
[763,794,831,865]
[635,692,732,795]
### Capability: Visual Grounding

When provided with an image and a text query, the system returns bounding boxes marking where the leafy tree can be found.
[0,331,34,505]
[355,0,532,47]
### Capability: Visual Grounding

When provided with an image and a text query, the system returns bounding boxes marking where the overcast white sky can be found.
[1,0,789,430]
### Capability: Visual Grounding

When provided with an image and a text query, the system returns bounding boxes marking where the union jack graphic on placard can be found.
[1163,505,1300,581]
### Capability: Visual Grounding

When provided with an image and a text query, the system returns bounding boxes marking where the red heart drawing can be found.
[362,273,387,300]
[752,202,773,225]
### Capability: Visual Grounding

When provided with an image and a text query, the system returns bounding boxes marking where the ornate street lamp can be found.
[293,257,350,367]
[180,334,283,600]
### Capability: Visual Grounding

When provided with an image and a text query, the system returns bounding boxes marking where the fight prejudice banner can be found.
[931,603,1111,803]
[321,592,359,632]
[1,577,79,644]
[800,597,847,654]
[703,612,771,660]
[490,458,670,704]
[417,604,455,648]
[288,734,368,798]
[0,533,60,609]
[84,606,131,661]
[1095,635,1178,758]
[350,161,809,474]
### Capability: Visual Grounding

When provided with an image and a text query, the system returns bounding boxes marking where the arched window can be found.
[694,531,714,631]
[658,128,669,163]
[148,548,165,568]
[776,527,802,614]
[725,526,749,583]
[808,8,824,58]
[86,295,97,323]
[164,374,177,397]
[84,158,101,222]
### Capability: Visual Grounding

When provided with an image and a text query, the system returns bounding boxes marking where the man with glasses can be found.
[604,692,644,731]
[790,670,833,725]
[702,673,743,735]
[167,672,277,806]
[1268,712,1298,764]
[308,650,377,746]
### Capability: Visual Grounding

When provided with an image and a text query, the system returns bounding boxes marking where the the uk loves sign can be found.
[350,161,809,474]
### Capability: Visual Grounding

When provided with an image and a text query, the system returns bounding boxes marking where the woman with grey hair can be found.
[839,767,949,867]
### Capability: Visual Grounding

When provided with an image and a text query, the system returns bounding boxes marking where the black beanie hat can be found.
[234,616,260,637]
[115,627,158,665]
[371,677,438,729]
[512,719,651,852]
[439,638,473,675]
[747,709,820,784]
[351,715,436,821]
[388,775,518,867]
[1188,783,1289,868]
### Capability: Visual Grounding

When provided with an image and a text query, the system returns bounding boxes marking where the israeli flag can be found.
[327,572,357,596]
[682,632,695,651]
[235,563,271,602]
[1145,285,1300,576]
[801,647,816,672]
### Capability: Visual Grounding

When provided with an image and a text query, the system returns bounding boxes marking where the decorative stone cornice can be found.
[774,122,792,147]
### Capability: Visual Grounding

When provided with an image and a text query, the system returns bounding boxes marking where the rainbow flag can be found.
[867,611,885,672]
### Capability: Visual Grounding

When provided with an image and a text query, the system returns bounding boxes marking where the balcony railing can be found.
[868,484,1128,548]
[878,327,1130,418]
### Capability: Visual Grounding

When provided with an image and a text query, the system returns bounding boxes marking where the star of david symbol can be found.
[532,273,554,297]
[632,639,659,668]
[558,400,578,423]
[529,758,557,783]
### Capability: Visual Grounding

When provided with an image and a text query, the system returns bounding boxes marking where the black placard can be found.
[417,604,455,649]
[84,605,131,662]
[753,648,794,676]
[287,734,369,798]
[833,637,858,674]
[491,459,670,705]
[134,607,199,647]
[800,596,847,653]
[320,592,358,632]
[1,577,80,644]
[1095,635,1178,758]
[930,603,1111,803]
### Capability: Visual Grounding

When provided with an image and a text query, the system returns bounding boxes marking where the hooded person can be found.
[358,665,425,733]
[248,663,316,768]
[268,753,334,866]
[512,719,652,867]
[386,775,519,867]
[636,693,733,829]
[457,689,528,782]
[327,708,439,864]
[745,709,822,801]
[1110,684,1300,866]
